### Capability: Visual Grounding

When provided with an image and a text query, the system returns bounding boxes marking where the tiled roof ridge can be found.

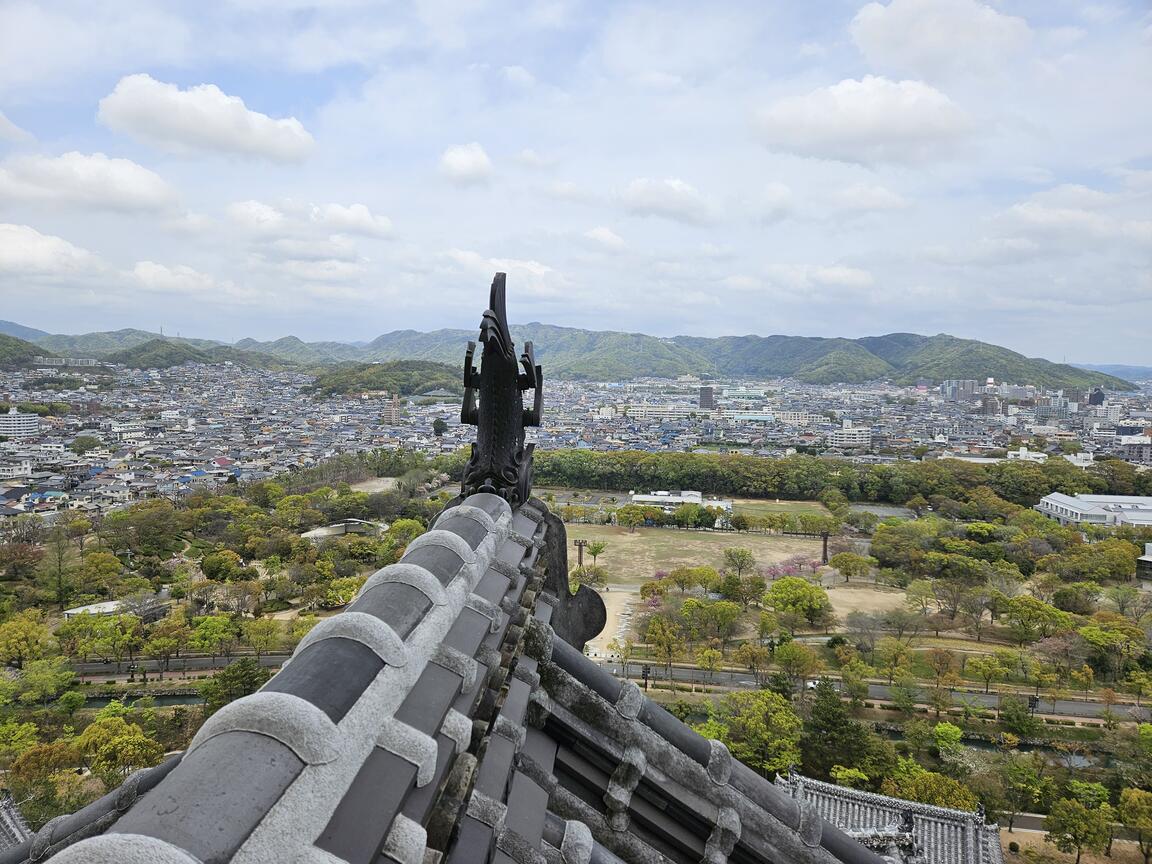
[776,773,985,823]
[41,490,521,864]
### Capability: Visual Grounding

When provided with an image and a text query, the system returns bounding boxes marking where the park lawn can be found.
[565,524,823,585]
[731,498,830,517]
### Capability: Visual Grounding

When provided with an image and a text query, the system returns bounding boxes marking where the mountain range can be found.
[0,319,1136,390]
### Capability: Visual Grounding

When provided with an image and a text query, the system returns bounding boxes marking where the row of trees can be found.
[436,449,1152,504]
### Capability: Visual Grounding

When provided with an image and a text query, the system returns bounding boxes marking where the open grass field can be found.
[565,524,823,584]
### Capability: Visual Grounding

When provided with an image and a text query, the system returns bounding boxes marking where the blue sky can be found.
[0,0,1149,363]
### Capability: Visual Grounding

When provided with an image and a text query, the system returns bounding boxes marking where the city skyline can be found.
[1,0,1150,361]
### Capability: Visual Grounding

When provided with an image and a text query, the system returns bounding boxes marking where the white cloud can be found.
[0,110,32,142]
[584,226,625,251]
[851,0,1031,80]
[758,182,794,221]
[502,65,536,87]
[227,200,289,234]
[516,148,557,169]
[439,142,493,185]
[757,76,971,164]
[277,258,367,282]
[620,177,712,224]
[447,249,566,297]
[546,180,597,203]
[132,261,219,294]
[310,203,392,237]
[830,183,909,212]
[811,265,875,288]
[98,74,315,161]
[270,236,360,261]
[0,223,97,275]
[0,152,176,211]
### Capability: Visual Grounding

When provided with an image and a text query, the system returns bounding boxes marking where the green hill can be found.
[104,339,297,370]
[35,328,223,356]
[0,333,50,367]
[2,317,1135,389]
[305,361,462,397]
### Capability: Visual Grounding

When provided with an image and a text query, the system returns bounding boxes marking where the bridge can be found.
[3,275,982,864]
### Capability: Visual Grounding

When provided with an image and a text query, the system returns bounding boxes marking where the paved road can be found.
[597,663,1152,722]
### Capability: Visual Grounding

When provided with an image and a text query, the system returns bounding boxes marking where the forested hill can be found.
[3,318,1136,388]
[0,333,50,367]
[303,361,462,397]
[102,339,296,370]
[245,326,1137,388]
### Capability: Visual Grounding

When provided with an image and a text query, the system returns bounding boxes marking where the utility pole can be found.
[573,538,588,567]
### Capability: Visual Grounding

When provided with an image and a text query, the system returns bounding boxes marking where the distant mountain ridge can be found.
[103,339,297,370]
[2,319,1136,389]
[1073,363,1152,381]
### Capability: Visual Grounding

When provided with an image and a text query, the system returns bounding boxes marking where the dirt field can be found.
[825,584,908,618]
[586,586,637,658]
[350,477,398,494]
[1002,829,1144,864]
[565,524,824,585]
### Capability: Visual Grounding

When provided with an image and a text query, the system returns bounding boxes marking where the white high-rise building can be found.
[0,407,39,439]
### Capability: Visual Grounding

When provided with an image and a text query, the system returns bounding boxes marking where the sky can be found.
[0,0,1149,363]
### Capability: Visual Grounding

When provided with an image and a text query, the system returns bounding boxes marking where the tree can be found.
[78,551,123,598]
[243,619,282,658]
[764,577,833,632]
[0,542,43,580]
[200,549,244,582]
[56,690,86,719]
[775,641,822,690]
[585,541,607,566]
[1119,788,1152,864]
[199,657,271,716]
[645,616,684,678]
[930,719,962,757]
[616,505,647,533]
[606,638,636,680]
[570,565,608,590]
[696,648,722,685]
[37,526,78,611]
[880,758,979,809]
[734,643,770,686]
[0,610,52,668]
[875,637,912,684]
[193,616,238,664]
[801,680,892,782]
[431,418,448,437]
[17,657,75,705]
[968,655,1005,694]
[1045,797,1114,864]
[69,434,102,455]
[998,752,1049,832]
[76,716,163,788]
[693,689,802,776]
[0,719,39,768]
[829,552,876,583]
[723,548,756,579]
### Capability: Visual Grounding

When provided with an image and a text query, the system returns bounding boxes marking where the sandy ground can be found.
[1002,829,1143,864]
[825,584,908,618]
[565,524,823,586]
[350,477,399,494]
[585,584,640,659]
